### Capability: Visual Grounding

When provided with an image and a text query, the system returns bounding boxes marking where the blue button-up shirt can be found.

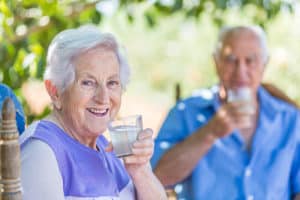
[151,86,300,200]
[0,83,25,134]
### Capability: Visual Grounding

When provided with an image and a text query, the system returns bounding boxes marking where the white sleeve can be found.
[21,139,65,200]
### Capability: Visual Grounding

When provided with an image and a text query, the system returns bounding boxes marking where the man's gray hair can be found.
[214,25,269,63]
[44,25,130,92]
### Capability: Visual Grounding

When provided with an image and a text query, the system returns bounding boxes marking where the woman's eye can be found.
[108,80,120,87]
[81,80,95,87]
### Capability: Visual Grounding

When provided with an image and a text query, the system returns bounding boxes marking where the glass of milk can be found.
[108,115,143,157]
[227,87,255,128]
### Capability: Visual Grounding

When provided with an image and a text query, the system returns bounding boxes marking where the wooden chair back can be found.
[0,98,22,200]
[261,83,299,108]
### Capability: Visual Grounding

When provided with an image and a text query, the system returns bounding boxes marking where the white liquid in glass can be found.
[110,125,141,157]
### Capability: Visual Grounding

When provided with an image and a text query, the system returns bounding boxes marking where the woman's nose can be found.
[94,84,109,103]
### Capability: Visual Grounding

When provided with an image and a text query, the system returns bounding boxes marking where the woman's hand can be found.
[122,128,167,200]
[105,128,167,199]
[123,128,154,176]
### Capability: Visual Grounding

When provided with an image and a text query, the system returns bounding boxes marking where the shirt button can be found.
[177,102,186,110]
[245,168,252,177]
[247,195,254,200]
[196,114,206,123]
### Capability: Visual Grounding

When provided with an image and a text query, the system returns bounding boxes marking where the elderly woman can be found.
[20,25,167,200]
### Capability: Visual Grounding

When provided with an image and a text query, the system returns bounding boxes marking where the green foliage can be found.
[0,0,298,123]
[1,0,103,122]
[104,6,300,108]
[1,0,295,86]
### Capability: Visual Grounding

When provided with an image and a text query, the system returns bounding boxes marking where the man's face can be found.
[214,30,267,94]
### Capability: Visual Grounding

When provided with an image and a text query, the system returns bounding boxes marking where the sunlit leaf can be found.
[0,1,12,17]
[29,43,43,55]
[13,48,26,76]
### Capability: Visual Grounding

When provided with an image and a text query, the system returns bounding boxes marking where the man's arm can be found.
[154,125,215,186]
[154,101,250,186]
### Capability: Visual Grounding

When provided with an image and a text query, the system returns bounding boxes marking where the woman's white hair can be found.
[214,25,269,63]
[44,25,130,92]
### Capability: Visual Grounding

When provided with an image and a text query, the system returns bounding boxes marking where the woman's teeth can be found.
[88,108,108,116]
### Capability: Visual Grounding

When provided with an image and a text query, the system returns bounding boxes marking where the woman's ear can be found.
[44,80,62,110]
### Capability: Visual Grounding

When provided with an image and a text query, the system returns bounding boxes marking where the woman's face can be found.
[59,46,122,138]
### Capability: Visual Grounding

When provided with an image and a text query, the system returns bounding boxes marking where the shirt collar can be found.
[257,86,280,120]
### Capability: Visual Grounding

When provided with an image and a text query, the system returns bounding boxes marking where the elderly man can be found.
[151,26,300,199]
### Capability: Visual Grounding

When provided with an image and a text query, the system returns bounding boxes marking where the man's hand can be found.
[205,101,255,139]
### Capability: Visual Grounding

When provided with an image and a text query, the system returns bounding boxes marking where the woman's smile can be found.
[86,107,109,117]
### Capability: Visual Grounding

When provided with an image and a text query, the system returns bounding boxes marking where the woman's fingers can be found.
[123,128,154,165]
[123,155,151,164]
[137,128,153,140]
[132,138,153,148]
[131,145,153,155]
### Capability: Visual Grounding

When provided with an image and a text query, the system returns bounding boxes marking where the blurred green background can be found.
[1,0,299,133]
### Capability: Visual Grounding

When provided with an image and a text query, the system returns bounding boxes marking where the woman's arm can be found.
[130,164,166,200]
[123,129,167,200]
[21,139,65,200]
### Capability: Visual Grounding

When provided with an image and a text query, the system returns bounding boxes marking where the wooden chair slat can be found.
[0,98,22,200]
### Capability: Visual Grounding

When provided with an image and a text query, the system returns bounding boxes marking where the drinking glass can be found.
[108,115,143,157]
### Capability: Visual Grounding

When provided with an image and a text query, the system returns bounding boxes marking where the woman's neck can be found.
[45,112,99,151]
